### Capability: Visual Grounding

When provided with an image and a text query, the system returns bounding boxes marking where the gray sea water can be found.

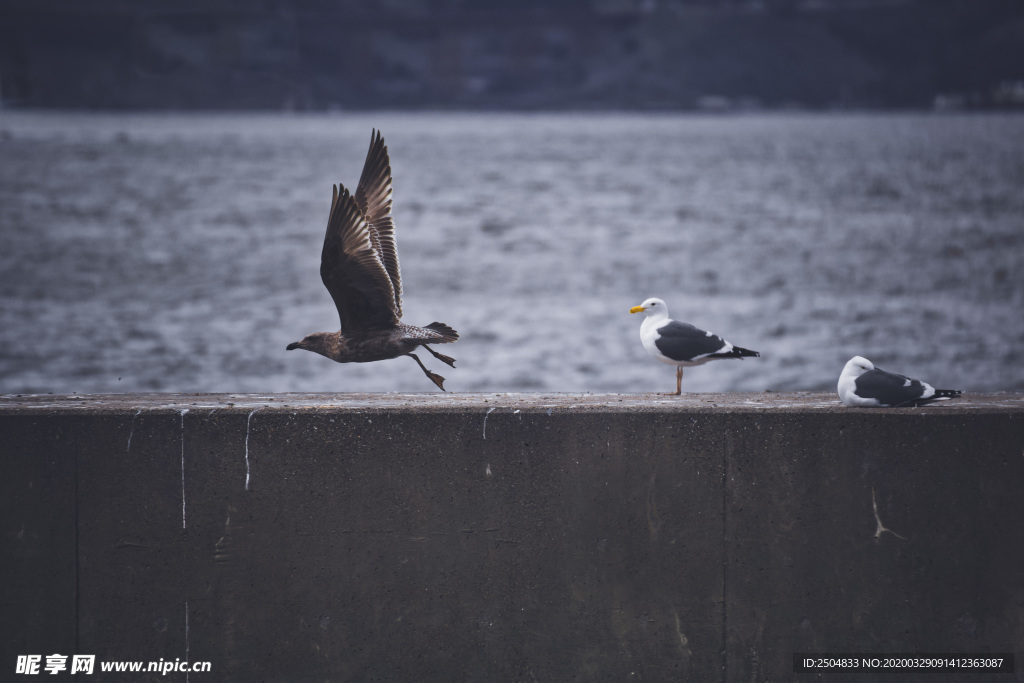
[1,111,1022,395]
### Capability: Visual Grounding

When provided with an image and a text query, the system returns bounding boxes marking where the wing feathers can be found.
[321,184,399,332]
[654,321,729,362]
[355,129,403,316]
[855,368,927,406]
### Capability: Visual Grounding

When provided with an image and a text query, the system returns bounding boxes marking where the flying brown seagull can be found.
[287,130,458,391]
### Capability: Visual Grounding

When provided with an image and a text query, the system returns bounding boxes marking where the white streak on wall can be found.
[483,407,496,439]
[181,409,189,529]
[245,408,260,491]
[126,408,142,455]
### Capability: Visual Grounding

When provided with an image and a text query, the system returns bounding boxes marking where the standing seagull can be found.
[629,297,759,395]
[287,130,458,391]
[838,356,962,407]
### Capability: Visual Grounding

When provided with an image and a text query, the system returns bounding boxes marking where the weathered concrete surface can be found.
[2,392,1022,682]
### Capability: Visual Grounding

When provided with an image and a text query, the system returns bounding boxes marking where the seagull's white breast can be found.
[640,315,698,367]
[838,373,880,407]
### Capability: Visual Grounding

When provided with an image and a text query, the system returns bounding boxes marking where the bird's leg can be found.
[659,367,684,396]
[423,344,456,368]
[408,353,447,392]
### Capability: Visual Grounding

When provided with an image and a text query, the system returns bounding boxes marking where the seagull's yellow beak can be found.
[629,305,646,314]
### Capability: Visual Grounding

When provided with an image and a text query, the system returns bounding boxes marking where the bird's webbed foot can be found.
[409,353,447,392]
[425,370,447,391]
[423,344,456,368]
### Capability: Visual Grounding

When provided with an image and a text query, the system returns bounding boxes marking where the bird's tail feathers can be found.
[933,388,963,400]
[711,345,760,360]
[906,388,962,406]
[425,322,459,342]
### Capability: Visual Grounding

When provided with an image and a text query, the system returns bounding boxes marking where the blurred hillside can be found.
[1,0,1022,110]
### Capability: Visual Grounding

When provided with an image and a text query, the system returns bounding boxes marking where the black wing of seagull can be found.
[854,368,927,406]
[320,183,400,333]
[354,129,402,319]
[654,321,729,362]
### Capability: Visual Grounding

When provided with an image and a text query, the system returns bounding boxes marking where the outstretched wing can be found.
[320,183,400,332]
[354,129,402,318]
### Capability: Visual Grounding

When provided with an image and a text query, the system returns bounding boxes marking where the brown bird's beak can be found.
[286,342,300,350]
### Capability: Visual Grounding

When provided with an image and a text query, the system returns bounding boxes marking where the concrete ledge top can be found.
[2,392,1022,415]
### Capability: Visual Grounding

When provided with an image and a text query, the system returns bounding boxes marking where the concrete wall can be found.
[2,393,1023,682]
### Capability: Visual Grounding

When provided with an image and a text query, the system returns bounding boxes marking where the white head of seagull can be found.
[841,356,875,380]
[629,297,668,319]
[629,296,759,395]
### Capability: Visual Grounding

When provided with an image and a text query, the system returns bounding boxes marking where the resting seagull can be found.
[838,356,962,407]
[287,130,458,391]
[629,297,759,395]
